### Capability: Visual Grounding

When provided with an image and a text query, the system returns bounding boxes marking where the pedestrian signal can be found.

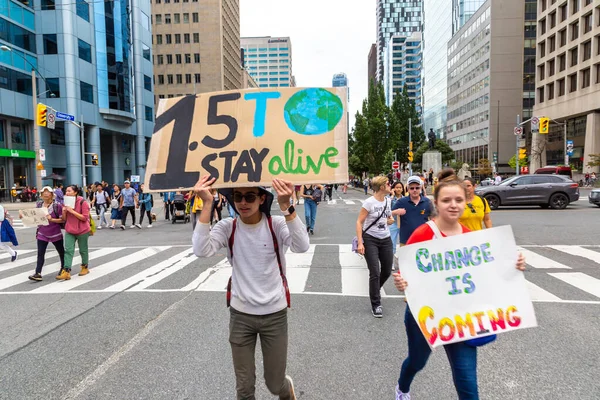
[408,151,414,162]
[91,153,99,166]
[37,103,47,127]
[539,117,549,134]
[519,148,527,160]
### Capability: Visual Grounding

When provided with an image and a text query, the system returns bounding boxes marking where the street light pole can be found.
[31,68,43,190]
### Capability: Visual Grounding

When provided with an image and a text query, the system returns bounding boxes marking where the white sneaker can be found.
[147,224,153,228]
[130,225,136,229]
[395,384,410,400]
[97,226,102,230]
[135,224,142,229]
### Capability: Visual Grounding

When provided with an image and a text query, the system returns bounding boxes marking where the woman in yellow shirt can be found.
[459,177,492,231]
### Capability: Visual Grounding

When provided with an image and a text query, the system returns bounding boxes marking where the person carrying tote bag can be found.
[57,185,91,281]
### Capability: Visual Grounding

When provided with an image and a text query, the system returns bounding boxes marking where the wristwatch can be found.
[281,205,295,216]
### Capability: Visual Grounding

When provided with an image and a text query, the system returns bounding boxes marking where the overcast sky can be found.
[240,0,376,130]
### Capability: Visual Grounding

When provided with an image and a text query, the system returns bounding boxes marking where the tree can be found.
[508,154,529,169]
[451,159,465,171]
[587,154,600,167]
[413,140,455,166]
[477,158,493,177]
[388,86,425,165]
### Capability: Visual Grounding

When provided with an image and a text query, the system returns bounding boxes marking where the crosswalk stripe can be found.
[109,248,197,292]
[344,200,356,205]
[286,245,315,293]
[0,251,58,273]
[525,280,562,301]
[516,247,572,269]
[196,263,232,291]
[548,272,600,298]
[0,248,123,291]
[338,244,384,296]
[0,249,35,261]
[327,200,337,205]
[547,245,600,264]
[30,247,169,293]
[182,258,228,291]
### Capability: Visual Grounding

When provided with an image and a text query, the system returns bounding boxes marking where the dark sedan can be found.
[590,189,600,207]
[474,174,579,210]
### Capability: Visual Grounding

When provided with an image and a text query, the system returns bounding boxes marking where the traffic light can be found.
[91,153,99,166]
[37,103,47,127]
[408,151,414,162]
[409,141,413,151]
[519,148,527,160]
[539,117,549,134]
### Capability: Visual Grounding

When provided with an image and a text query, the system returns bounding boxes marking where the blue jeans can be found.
[398,307,479,399]
[389,224,400,254]
[304,199,317,230]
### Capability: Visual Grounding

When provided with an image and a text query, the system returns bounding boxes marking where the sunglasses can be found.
[233,192,260,203]
[467,203,476,213]
[408,186,421,191]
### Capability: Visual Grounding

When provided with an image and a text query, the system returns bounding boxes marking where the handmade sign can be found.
[145,87,348,191]
[20,208,49,227]
[397,225,537,348]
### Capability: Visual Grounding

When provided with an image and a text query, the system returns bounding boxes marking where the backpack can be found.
[76,198,95,236]
[111,193,120,209]
[476,195,488,212]
[226,217,290,308]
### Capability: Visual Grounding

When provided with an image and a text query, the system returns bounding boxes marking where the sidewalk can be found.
[2,201,37,212]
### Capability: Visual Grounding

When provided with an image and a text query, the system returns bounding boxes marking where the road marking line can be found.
[0,248,123,291]
[525,280,561,301]
[516,247,571,269]
[196,263,232,291]
[181,258,228,291]
[548,245,600,264]
[548,272,600,298]
[338,244,384,296]
[31,247,169,293]
[344,200,356,205]
[327,200,337,205]
[285,244,315,293]
[108,248,197,292]
[0,250,41,271]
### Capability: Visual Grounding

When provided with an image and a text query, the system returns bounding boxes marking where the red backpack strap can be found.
[267,216,291,308]
[226,219,237,307]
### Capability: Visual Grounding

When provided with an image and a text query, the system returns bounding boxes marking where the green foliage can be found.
[413,140,455,165]
[508,154,529,169]
[450,159,465,171]
[477,159,493,177]
[388,86,425,164]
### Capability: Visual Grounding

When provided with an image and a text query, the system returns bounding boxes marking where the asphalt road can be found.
[0,189,598,399]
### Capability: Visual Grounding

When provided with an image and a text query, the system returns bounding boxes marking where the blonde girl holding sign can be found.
[393,169,526,400]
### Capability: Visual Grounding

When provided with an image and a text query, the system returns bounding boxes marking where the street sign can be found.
[40,169,47,178]
[518,138,526,148]
[56,112,75,121]
[531,116,539,131]
[392,161,400,170]
[47,109,56,130]
[36,161,44,171]
[566,140,574,156]
[514,126,523,135]
[39,149,46,161]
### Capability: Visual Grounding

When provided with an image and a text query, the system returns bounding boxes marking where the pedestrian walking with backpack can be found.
[109,184,122,229]
[27,186,65,281]
[91,183,110,229]
[192,175,309,400]
[459,177,492,231]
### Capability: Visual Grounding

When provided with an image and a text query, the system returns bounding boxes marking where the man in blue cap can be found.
[193,175,309,400]
[391,175,434,246]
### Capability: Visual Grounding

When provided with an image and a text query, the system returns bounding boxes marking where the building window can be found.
[595,63,600,83]
[583,13,593,34]
[185,54,191,63]
[540,41,546,57]
[581,68,591,88]
[583,40,592,60]
[166,34,172,44]
[158,75,164,85]
[194,73,201,83]
[143,44,151,61]
[539,18,546,35]
[156,0,160,3]
[571,21,579,40]
[550,11,557,28]
[41,0,55,10]
[174,13,180,24]
[144,75,152,91]
[570,46,579,66]
[538,64,546,80]
[156,35,162,45]
[176,74,182,84]
[145,106,153,122]
[538,87,545,103]
[560,2,568,21]
[192,12,198,23]
[155,15,161,24]
[183,13,189,23]
[46,78,60,98]
[570,0,578,15]
[547,82,554,100]
[185,74,191,84]
[43,34,58,54]
[167,54,172,64]
[597,35,600,55]
[559,28,567,47]
[184,33,190,43]
[541,0,547,11]
[193,33,199,43]
[50,123,65,145]
[167,74,173,84]
[548,59,556,76]
[80,81,93,103]
[76,0,89,21]
[175,34,181,44]
[176,54,182,64]
[194,53,200,63]
[78,39,92,63]
[558,52,566,70]
[157,55,163,65]
[165,14,171,24]
[549,35,556,53]
[569,73,577,92]
[558,78,566,95]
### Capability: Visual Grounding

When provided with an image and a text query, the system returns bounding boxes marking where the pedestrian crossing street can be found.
[0,243,599,304]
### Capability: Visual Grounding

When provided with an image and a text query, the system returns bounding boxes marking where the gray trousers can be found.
[229,307,292,400]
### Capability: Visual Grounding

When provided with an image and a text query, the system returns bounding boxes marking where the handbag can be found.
[352,199,389,253]
[425,221,497,347]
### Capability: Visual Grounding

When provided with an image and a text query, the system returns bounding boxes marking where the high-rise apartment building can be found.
[383,32,422,113]
[332,73,349,102]
[241,37,293,88]
[376,0,422,82]
[152,0,242,101]
[531,0,600,174]
[0,0,154,191]
[368,43,377,87]
[446,0,525,171]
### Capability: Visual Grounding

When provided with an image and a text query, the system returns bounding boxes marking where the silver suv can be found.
[475,174,580,210]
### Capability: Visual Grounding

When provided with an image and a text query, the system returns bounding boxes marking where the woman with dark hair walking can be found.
[138,183,154,228]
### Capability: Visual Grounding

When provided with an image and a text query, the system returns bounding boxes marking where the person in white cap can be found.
[391,175,434,246]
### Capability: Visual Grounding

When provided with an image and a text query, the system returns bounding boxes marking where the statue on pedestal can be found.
[457,163,472,180]
[428,129,436,150]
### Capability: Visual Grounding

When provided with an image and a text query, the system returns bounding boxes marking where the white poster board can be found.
[20,208,49,227]
[397,225,537,348]
[63,196,75,208]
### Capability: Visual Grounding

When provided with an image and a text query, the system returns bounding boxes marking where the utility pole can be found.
[563,122,568,166]
[32,69,43,190]
[516,114,520,176]
[79,114,86,188]
[408,118,412,176]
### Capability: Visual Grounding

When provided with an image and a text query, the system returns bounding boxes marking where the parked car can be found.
[479,178,494,186]
[474,174,579,209]
[589,188,600,207]
[535,166,572,178]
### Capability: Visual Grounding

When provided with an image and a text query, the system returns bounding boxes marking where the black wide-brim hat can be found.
[219,187,274,217]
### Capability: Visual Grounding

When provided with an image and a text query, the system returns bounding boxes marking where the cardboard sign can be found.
[145,87,348,191]
[397,225,537,348]
[20,208,49,227]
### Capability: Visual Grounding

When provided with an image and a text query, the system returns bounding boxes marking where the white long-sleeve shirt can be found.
[192,213,310,315]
